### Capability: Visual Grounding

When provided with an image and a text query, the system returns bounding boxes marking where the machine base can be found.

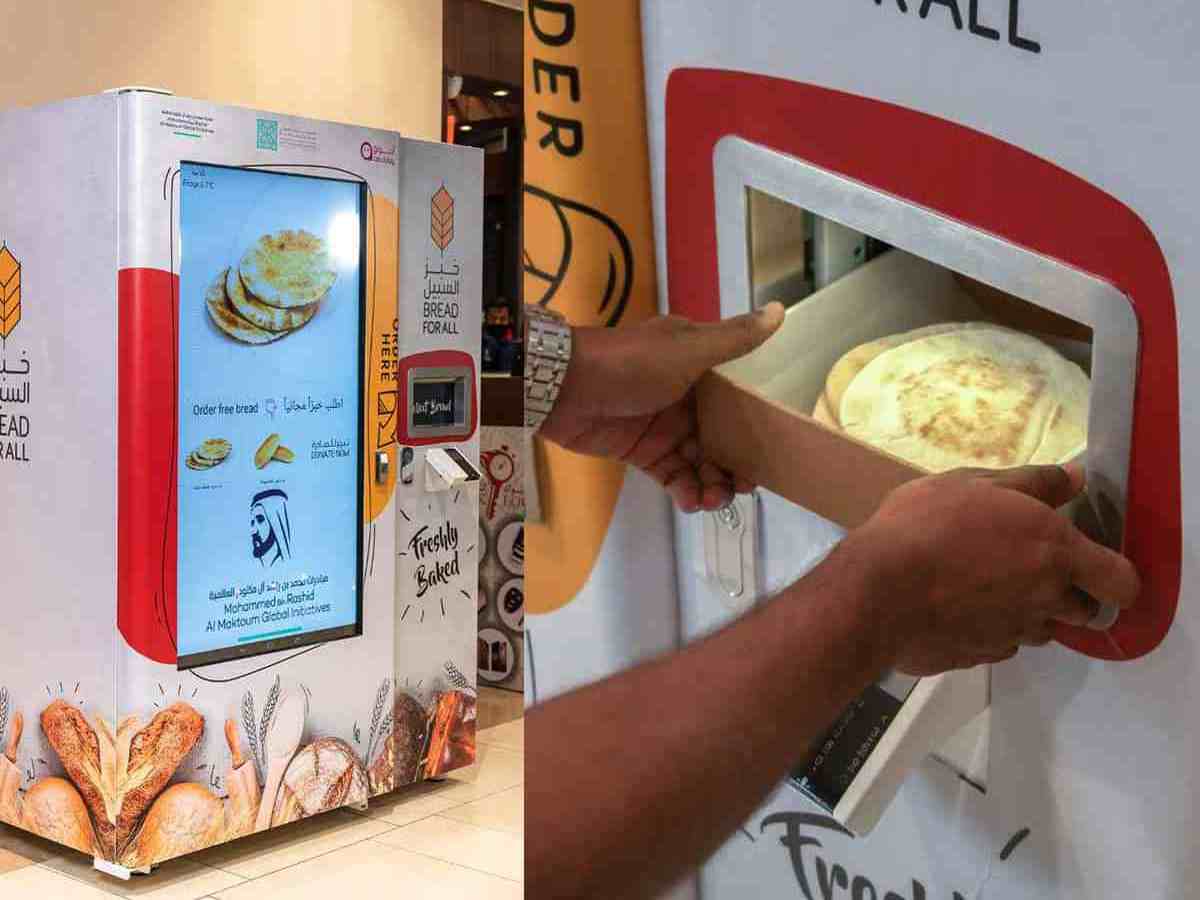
[93,858,150,880]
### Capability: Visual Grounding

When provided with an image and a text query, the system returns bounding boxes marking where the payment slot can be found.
[679,134,1145,835]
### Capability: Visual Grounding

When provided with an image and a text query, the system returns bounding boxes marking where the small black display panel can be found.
[412,379,462,428]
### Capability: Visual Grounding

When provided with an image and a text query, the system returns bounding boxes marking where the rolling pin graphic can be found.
[254,691,306,833]
[224,718,261,838]
[0,712,23,825]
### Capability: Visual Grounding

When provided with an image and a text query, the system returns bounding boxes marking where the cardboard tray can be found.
[697,249,1090,528]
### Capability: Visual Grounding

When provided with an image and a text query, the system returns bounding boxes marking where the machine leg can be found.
[92,857,151,879]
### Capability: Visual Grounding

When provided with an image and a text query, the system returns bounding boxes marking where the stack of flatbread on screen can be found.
[205,229,337,345]
[813,322,1089,472]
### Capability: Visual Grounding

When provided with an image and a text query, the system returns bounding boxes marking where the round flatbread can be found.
[239,230,336,310]
[185,453,219,471]
[226,266,319,333]
[195,439,232,462]
[205,269,283,345]
[816,322,987,424]
[838,324,1089,473]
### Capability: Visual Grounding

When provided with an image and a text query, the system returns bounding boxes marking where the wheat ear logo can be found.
[0,244,20,340]
[431,185,455,253]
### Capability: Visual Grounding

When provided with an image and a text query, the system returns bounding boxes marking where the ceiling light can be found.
[492,88,510,97]
[459,124,473,132]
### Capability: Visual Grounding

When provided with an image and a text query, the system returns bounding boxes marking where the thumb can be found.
[680,303,785,379]
[981,463,1084,508]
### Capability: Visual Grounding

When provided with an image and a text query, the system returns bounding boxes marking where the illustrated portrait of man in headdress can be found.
[250,488,292,567]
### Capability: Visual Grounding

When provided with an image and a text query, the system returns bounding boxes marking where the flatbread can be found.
[816,322,987,425]
[837,325,1089,472]
[226,266,319,333]
[239,230,336,309]
[185,453,219,471]
[195,439,232,462]
[204,269,283,345]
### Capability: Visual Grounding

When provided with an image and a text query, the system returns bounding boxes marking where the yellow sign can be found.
[524,0,659,613]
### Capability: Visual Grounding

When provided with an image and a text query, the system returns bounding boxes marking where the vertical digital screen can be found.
[412,379,461,428]
[176,162,366,669]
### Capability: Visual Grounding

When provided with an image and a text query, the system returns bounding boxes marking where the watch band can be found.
[524,304,572,434]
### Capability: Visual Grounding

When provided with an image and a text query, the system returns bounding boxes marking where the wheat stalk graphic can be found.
[431,186,455,253]
[0,244,21,341]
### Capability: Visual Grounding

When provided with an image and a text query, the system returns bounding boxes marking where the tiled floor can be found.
[0,688,524,899]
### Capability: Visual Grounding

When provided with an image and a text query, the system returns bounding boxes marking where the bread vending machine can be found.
[0,90,481,875]
[638,2,1189,897]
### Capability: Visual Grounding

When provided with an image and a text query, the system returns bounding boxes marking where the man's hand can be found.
[840,464,1141,675]
[540,305,785,512]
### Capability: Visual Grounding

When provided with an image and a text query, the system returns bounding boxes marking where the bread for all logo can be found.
[431,186,455,251]
[422,186,463,335]
[0,244,19,339]
[0,242,31,464]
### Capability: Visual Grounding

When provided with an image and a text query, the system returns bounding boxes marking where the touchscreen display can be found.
[176,162,365,669]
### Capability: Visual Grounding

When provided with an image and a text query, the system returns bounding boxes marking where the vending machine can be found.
[0,90,481,875]
[530,2,1195,898]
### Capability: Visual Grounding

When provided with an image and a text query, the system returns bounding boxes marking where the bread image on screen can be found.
[254,433,295,469]
[240,229,337,309]
[814,323,1089,472]
[186,437,232,472]
[205,230,337,345]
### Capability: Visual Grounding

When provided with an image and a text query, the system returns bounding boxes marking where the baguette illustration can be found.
[255,433,282,469]
[424,691,477,779]
[0,711,23,825]
[41,700,204,859]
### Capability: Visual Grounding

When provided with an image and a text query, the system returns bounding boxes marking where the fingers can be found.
[979,464,1082,508]
[1050,587,1101,627]
[681,304,785,379]
[1066,527,1141,612]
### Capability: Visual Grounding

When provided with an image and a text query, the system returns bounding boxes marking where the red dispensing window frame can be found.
[665,69,1180,661]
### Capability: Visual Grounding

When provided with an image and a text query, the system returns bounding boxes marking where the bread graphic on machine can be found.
[205,229,337,345]
[39,700,205,861]
[813,322,1090,472]
[21,777,96,854]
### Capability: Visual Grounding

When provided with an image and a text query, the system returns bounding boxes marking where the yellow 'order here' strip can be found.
[523,0,660,615]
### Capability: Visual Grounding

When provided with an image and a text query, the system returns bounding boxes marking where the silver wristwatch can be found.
[524,304,573,434]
